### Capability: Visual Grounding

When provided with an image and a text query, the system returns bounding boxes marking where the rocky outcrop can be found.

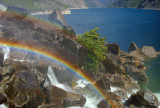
[48,10,67,27]
[128,42,138,53]
[142,46,157,58]
[127,89,159,108]
[137,0,160,10]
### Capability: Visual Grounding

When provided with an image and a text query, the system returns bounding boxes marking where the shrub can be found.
[78,27,107,71]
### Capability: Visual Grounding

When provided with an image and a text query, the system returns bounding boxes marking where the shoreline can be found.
[30,7,89,15]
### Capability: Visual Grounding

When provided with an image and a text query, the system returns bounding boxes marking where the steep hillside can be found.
[112,0,144,8]
[137,0,160,9]
[0,0,86,12]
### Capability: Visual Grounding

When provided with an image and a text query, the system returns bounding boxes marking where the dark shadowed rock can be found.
[107,44,120,55]
[127,89,159,108]
[128,42,138,53]
[142,46,157,58]
[0,93,7,104]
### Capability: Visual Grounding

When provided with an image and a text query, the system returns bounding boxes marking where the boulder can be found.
[128,42,138,53]
[142,46,157,58]
[64,92,86,107]
[44,85,86,108]
[127,89,159,108]
[106,44,120,55]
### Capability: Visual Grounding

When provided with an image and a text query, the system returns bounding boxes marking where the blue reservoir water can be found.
[64,8,160,94]
[64,8,160,52]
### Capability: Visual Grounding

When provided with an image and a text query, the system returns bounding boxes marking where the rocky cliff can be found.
[137,0,160,9]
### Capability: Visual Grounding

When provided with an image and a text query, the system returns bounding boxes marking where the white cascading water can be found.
[2,46,10,61]
[47,66,101,108]
[0,104,7,108]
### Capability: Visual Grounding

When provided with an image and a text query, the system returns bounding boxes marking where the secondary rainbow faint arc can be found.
[0,40,111,106]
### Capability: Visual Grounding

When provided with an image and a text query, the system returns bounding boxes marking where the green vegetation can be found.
[78,28,107,71]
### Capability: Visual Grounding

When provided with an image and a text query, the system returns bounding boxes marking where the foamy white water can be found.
[2,46,10,60]
[73,79,90,89]
[0,104,7,108]
[47,66,101,108]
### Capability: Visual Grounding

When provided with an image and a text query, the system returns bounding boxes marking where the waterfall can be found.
[47,66,101,107]
[2,46,10,60]
[47,66,73,91]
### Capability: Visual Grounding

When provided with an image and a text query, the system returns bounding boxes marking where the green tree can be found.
[78,27,107,71]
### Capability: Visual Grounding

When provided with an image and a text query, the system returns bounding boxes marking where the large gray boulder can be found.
[127,89,159,108]
[142,46,157,58]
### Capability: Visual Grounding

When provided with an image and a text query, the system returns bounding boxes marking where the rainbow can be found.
[0,11,112,107]
[0,40,111,107]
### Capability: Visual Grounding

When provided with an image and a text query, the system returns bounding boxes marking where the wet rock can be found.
[0,93,7,104]
[106,44,120,55]
[98,99,111,108]
[44,85,86,108]
[142,46,157,58]
[64,92,86,107]
[127,89,159,108]
[53,67,75,84]
[128,42,138,53]
[4,71,45,107]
